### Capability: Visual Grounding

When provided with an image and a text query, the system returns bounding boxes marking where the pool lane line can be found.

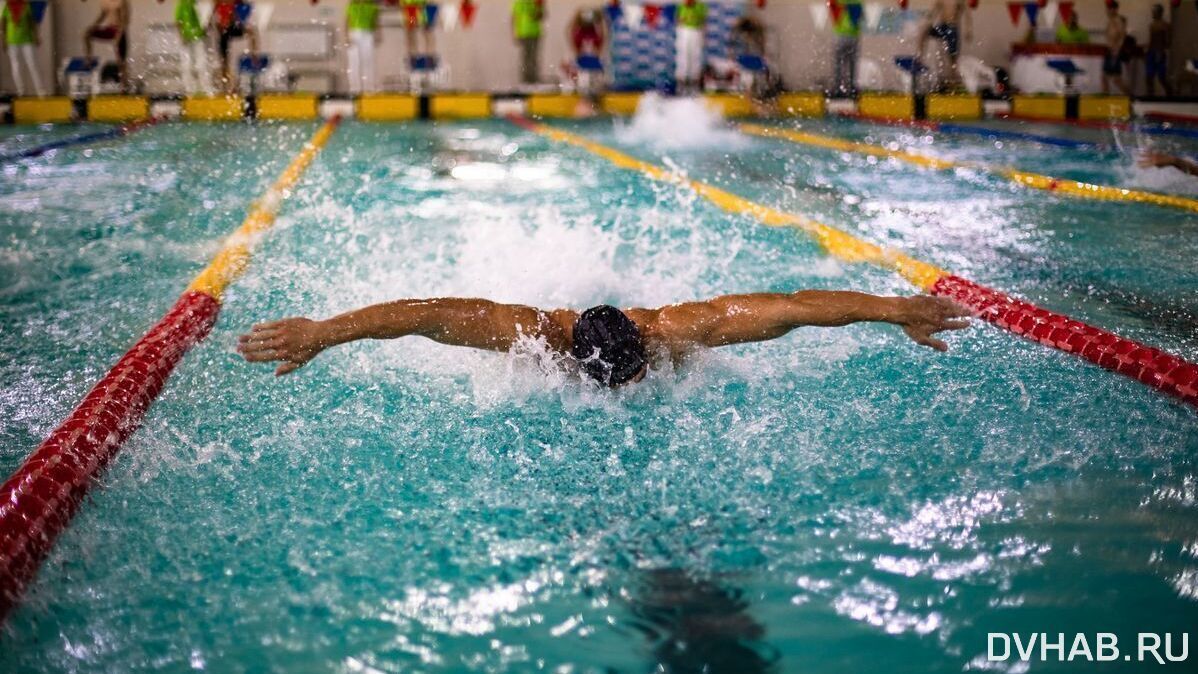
[1138,125,1198,141]
[0,116,342,623]
[843,113,1100,149]
[508,116,1198,411]
[740,123,1198,215]
[1145,111,1198,126]
[934,123,1100,149]
[0,117,159,163]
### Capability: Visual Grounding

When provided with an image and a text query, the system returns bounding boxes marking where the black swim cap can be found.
[572,305,648,386]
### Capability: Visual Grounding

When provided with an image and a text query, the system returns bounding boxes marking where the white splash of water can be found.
[1120,161,1198,196]
[615,93,749,152]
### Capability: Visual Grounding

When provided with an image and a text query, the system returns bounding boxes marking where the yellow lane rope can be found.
[522,120,947,290]
[188,117,341,301]
[739,123,1198,214]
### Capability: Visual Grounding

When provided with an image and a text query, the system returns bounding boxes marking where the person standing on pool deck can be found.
[512,0,544,86]
[238,292,970,385]
[675,0,708,95]
[1145,4,1171,98]
[175,0,213,95]
[346,0,381,94]
[211,0,258,93]
[83,0,129,90]
[922,0,971,90]
[831,0,861,97]
[1054,12,1089,45]
[401,0,435,60]
[1,0,45,97]
[1102,1,1129,95]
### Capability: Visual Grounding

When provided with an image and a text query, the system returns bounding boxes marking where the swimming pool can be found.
[1,107,1196,672]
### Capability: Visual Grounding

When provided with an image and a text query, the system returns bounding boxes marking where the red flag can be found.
[968,0,979,7]
[644,3,661,27]
[828,0,842,24]
[755,0,767,7]
[1058,0,1074,22]
[460,0,476,27]
[898,0,909,9]
[1007,1,1022,25]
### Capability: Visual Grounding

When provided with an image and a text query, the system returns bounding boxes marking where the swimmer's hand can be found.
[891,295,972,352]
[1138,151,1198,176]
[1138,150,1179,169]
[238,318,328,376]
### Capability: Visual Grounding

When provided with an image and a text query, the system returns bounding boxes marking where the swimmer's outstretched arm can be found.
[1139,151,1198,177]
[651,291,970,352]
[238,298,567,376]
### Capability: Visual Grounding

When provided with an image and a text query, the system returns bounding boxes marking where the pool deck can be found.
[3,91,1198,125]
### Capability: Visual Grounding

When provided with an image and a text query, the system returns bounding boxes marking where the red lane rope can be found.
[0,291,219,620]
[931,275,1198,408]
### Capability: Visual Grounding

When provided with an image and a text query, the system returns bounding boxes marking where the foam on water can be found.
[615,93,749,152]
[1121,160,1198,196]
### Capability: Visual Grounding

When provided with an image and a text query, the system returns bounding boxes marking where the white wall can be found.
[13,0,1198,95]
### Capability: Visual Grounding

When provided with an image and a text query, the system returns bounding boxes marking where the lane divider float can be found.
[0,117,159,163]
[0,117,342,622]
[508,116,1197,410]
[740,123,1198,214]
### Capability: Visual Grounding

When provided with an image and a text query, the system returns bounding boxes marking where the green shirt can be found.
[347,0,379,32]
[512,0,542,40]
[834,1,862,38]
[1,1,36,45]
[175,0,205,43]
[1055,23,1090,45]
[676,2,707,30]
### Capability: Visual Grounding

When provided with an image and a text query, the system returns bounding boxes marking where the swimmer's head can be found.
[1107,1,1118,15]
[1152,4,1163,19]
[572,305,648,387]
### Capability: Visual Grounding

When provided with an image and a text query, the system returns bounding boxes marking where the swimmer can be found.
[922,0,971,91]
[83,0,129,89]
[1138,151,1198,178]
[239,292,971,386]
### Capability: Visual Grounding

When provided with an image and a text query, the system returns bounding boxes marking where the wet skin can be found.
[238,291,971,382]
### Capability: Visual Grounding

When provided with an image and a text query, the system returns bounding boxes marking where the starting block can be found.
[408,54,448,93]
[894,56,927,94]
[1046,58,1083,94]
[62,58,122,97]
[576,55,604,96]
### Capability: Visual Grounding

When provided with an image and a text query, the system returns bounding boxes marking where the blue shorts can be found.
[1103,53,1122,75]
[929,23,959,58]
[1146,51,1167,79]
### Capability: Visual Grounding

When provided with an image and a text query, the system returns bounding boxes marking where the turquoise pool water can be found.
[1,112,1196,673]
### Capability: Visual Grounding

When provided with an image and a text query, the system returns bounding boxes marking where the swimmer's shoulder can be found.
[545,309,579,352]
